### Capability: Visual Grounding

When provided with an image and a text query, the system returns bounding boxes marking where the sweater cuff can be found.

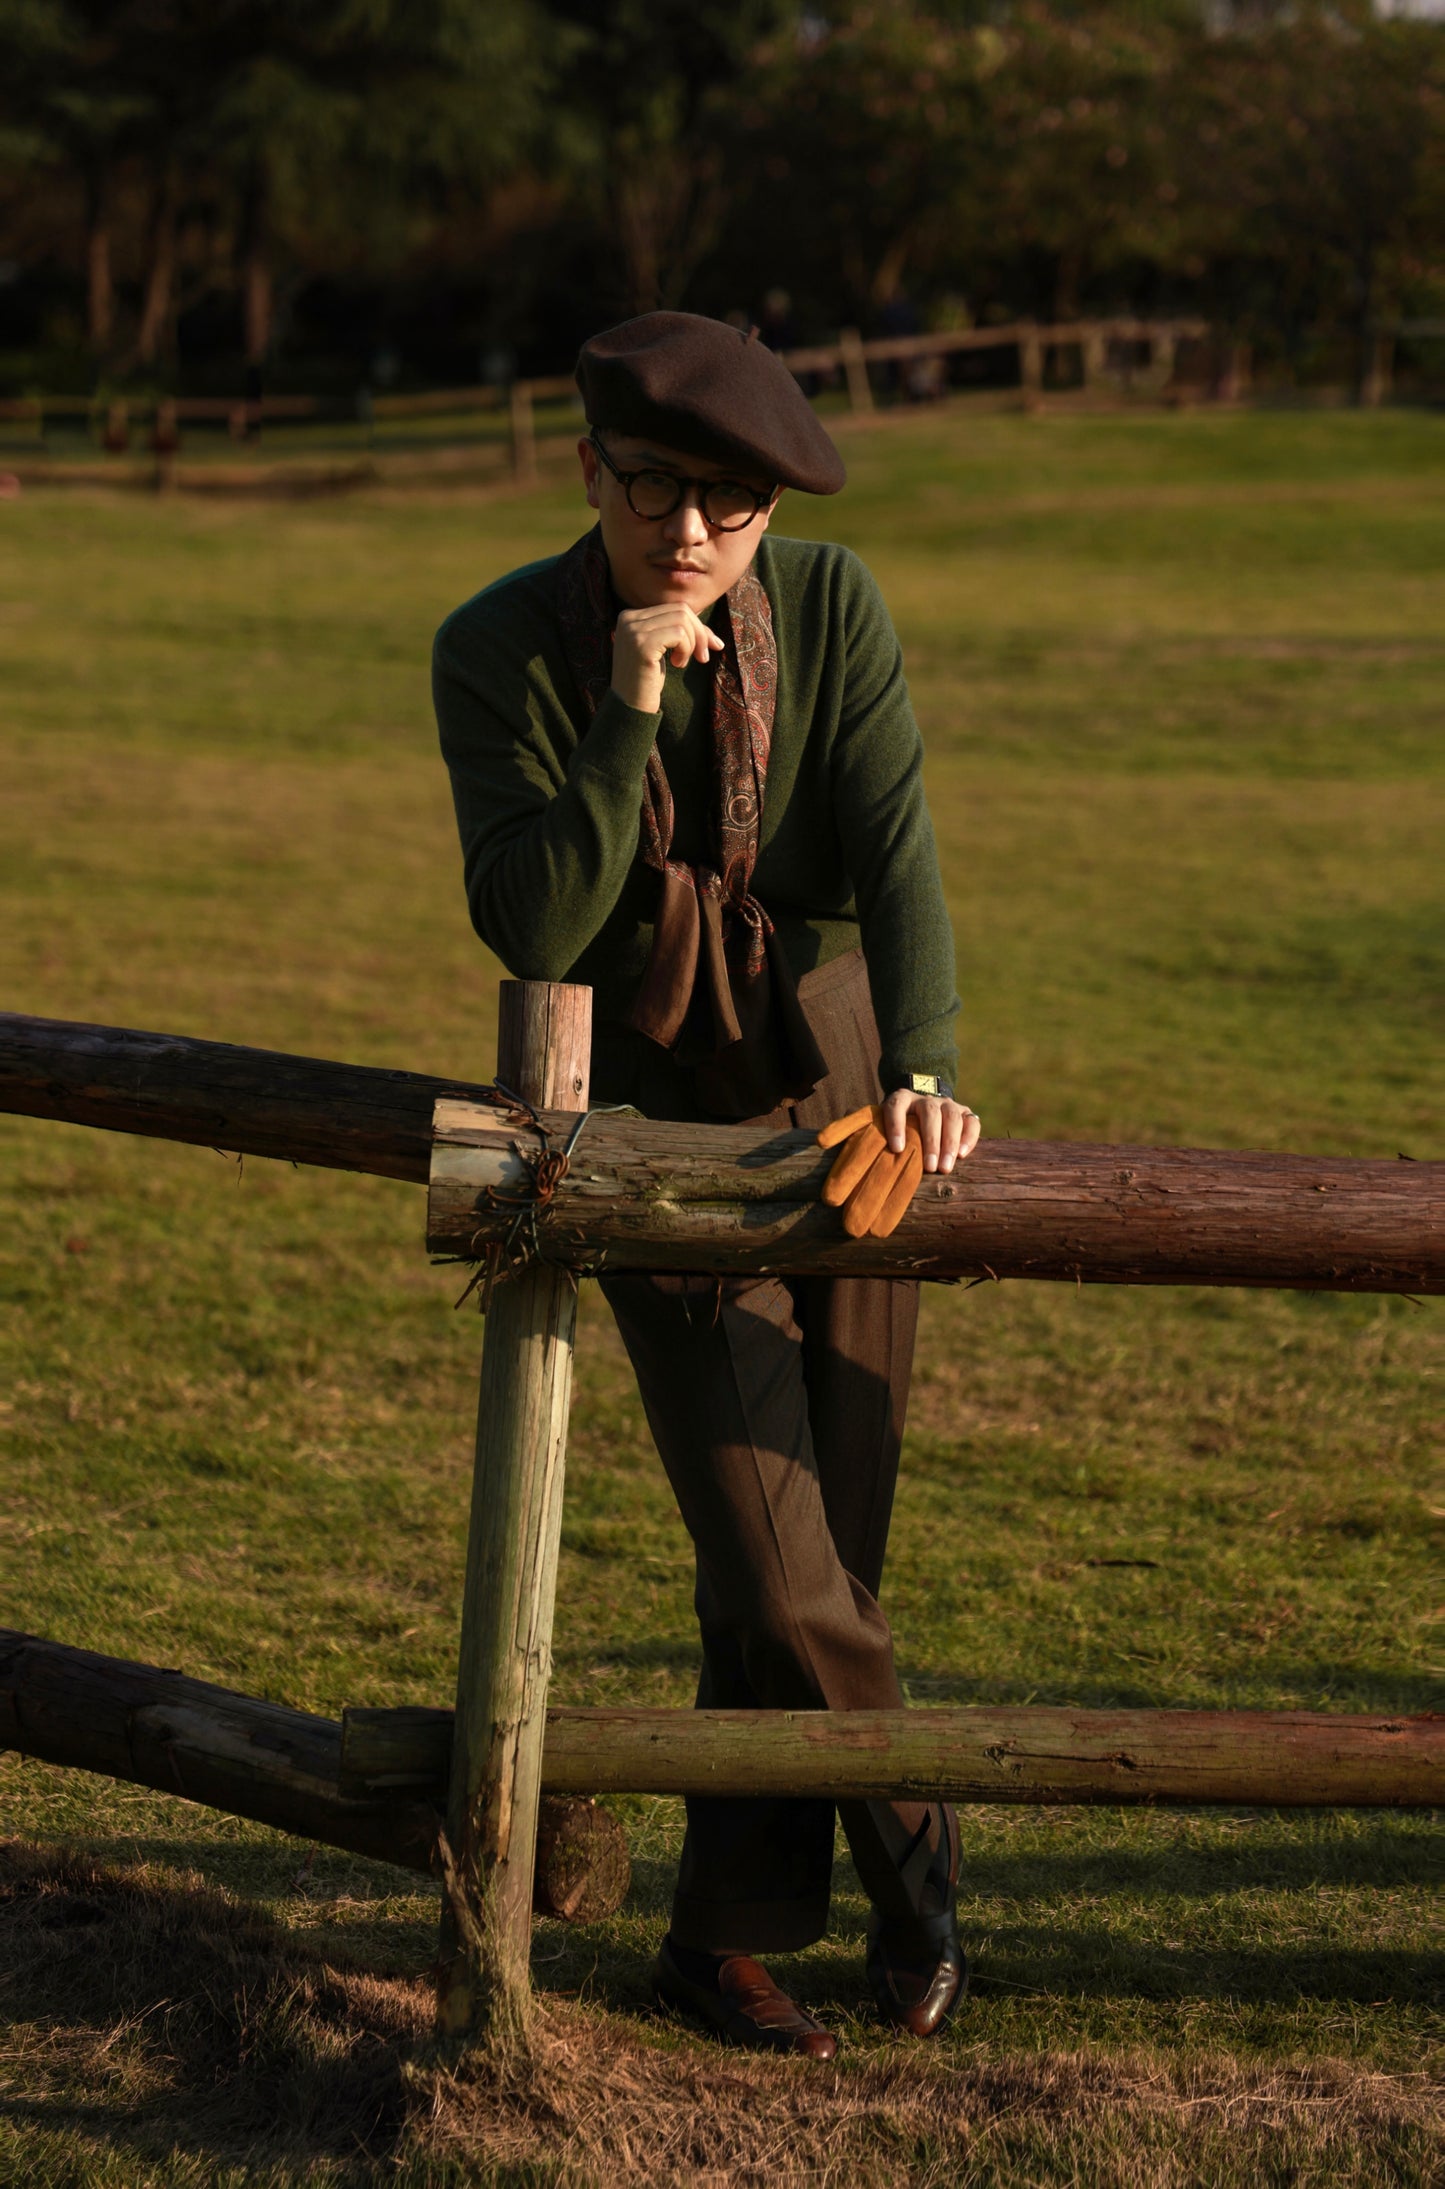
[570,687,661,783]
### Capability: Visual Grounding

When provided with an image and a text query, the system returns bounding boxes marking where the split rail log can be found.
[2,1013,1441,1294]
[428,1099,1445,1295]
[4,1627,1436,1831]
[0,1010,474,1183]
[342,1701,1444,1811]
[0,1629,629,1921]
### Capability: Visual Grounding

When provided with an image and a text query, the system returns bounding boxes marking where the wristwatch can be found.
[900,1072,953,1100]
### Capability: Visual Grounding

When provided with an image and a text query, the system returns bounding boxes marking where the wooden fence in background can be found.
[0,318,1230,490]
[4,315,1440,494]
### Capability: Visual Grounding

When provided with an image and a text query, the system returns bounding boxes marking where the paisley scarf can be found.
[556,525,825,1117]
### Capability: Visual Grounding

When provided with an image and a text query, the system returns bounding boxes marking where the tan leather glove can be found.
[818,1104,925,1240]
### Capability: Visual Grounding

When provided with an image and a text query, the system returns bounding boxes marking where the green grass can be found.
[0,407,1441,2183]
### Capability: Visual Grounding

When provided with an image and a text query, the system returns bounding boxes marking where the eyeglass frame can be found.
[587,430,776,532]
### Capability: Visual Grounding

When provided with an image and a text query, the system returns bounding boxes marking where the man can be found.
[434,312,980,2060]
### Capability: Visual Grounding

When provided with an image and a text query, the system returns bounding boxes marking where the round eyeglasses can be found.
[589,432,773,532]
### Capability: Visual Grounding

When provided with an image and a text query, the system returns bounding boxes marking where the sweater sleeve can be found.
[827,555,961,1090]
[433,615,659,982]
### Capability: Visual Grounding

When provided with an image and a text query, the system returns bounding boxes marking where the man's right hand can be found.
[612,604,724,713]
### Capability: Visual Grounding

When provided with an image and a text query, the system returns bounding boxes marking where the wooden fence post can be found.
[435,979,591,2049]
[510,381,538,485]
[151,398,178,493]
[1360,331,1394,408]
[1018,322,1043,400]
[1217,340,1251,404]
[838,328,874,413]
[1151,327,1176,387]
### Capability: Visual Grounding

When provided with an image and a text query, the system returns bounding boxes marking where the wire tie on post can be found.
[443,1092,639,1310]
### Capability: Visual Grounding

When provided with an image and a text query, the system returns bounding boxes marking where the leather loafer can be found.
[652,1936,838,2060]
[866,1803,968,2038]
[867,1913,967,2037]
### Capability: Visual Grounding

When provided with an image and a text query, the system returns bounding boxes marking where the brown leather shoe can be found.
[866,1803,968,2038]
[652,1936,838,2059]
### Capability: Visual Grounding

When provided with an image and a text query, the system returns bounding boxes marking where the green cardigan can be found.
[433,531,959,1090]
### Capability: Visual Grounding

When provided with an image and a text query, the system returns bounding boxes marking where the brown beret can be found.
[576,311,846,495]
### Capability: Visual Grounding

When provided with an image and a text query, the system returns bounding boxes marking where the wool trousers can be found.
[593,949,932,1953]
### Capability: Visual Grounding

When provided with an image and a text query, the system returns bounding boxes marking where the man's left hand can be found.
[880,1089,981,1174]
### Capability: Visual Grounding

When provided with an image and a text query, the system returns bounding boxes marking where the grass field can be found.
[0,404,1441,2185]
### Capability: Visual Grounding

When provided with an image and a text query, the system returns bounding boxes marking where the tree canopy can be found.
[0,0,1439,391]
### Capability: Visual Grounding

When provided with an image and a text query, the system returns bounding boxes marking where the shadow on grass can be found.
[895,1666,1445,1713]
[899,1670,1168,1708]
[952,1817,1442,1902]
[82,1832,442,1906]
[967,1930,1443,2008]
[1251,1666,1445,1714]
[0,1838,417,2178]
[2,1838,1438,2187]
[553,1636,702,1674]
[540,1835,1442,2019]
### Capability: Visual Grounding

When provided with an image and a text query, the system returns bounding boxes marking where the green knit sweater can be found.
[433,531,959,1090]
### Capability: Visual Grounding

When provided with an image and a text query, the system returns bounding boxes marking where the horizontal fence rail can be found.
[344,1702,1443,1810]
[0,1627,438,1872]
[2,1013,1440,1292]
[428,1099,1445,1294]
[0,1009,470,1182]
[3,1631,1437,1822]
[0,1630,630,1918]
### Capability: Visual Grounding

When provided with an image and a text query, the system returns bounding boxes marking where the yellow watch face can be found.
[907,1073,941,1097]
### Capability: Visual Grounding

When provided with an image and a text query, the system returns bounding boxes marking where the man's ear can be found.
[578,435,601,511]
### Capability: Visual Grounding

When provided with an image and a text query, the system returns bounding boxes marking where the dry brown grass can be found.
[1,1841,1437,2187]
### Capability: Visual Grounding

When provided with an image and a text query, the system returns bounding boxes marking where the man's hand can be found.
[612,604,724,713]
[817,1092,981,1239]
[880,1089,981,1174]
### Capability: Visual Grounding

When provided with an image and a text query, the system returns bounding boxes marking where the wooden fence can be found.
[5,313,1440,492]
[1,993,1441,2047]
[1359,318,1445,407]
[0,318,1225,491]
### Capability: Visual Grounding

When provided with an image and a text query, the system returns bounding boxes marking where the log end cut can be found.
[532,1795,631,1922]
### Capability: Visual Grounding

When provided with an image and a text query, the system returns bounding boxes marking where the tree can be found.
[725,6,999,326]
[0,0,1441,388]
[0,0,555,376]
[0,1,160,355]
[547,0,795,315]
[1167,2,1445,387]
[975,4,1188,321]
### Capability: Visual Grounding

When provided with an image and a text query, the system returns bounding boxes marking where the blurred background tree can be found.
[709,6,999,335]
[0,0,1439,393]
[1166,1,1443,393]
[547,0,793,317]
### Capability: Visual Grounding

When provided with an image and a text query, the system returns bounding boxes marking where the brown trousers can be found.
[594,950,932,1952]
